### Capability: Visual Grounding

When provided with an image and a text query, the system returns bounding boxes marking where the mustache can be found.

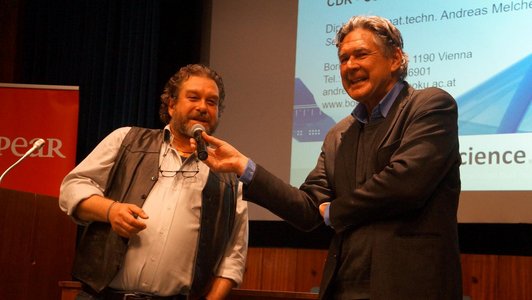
[189,112,210,122]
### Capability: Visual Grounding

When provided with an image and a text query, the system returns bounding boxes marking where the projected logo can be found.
[292,78,336,142]
[458,54,532,135]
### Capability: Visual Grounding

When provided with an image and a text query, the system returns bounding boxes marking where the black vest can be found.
[72,127,238,298]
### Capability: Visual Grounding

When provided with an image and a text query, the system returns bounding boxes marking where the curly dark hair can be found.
[159,64,225,124]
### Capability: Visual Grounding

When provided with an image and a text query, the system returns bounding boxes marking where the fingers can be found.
[130,205,149,220]
[197,131,249,176]
[108,203,148,238]
[201,131,224,147]
[189,137,197,151]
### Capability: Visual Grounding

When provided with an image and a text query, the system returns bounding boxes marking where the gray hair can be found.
[335,15,409,80]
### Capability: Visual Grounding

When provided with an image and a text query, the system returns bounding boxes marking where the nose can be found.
[196,99,208,112]
[345,56,359,69]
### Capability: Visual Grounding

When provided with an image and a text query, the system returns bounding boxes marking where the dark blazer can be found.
[244,84,462,300]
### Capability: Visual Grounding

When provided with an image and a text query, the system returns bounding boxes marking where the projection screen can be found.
[209,0,532,223]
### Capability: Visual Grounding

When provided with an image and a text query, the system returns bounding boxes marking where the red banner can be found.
[0,84,79,197]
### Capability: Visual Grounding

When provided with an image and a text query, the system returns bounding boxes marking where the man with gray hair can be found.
[197,16,462,299]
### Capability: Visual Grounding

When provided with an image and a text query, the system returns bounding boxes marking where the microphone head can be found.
[188,124,206,137]
[34,138,45,150]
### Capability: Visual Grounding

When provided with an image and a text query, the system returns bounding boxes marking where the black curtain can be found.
[16,0,205,161]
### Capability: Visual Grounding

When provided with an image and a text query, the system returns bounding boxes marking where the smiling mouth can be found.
[349,78,366,85]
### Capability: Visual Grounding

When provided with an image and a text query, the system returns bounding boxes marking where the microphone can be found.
[188,124,208,160]
[0,138,45,184]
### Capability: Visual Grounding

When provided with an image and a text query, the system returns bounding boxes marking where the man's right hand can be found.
[75,195,148,238]
[191,132,249,177]
[107,202,148,238]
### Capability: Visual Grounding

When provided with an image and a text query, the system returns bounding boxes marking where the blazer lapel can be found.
[376,84,411,149]
[336,122,362,193]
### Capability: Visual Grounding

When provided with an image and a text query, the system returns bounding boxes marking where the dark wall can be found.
[0,0,22,82]
[248,221,532,256]
[1,0,207,161]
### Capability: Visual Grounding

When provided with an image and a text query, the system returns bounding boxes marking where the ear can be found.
[390,47,403,73]
[168,98,177,115]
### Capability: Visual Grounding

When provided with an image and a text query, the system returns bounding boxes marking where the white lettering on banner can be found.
[0,136,66,158]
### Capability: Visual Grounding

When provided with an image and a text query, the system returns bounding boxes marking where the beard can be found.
[170,111,219,139]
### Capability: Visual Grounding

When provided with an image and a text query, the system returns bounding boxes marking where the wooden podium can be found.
[0,188,77,300]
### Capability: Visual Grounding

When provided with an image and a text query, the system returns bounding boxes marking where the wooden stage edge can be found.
[59,281,319,300]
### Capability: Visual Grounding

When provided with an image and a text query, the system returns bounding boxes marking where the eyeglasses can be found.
[159,159,199,178]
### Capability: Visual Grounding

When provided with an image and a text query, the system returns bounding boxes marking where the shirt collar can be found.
[162,125,199,163]
[351,81,405,124]
[163,125,173,144]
